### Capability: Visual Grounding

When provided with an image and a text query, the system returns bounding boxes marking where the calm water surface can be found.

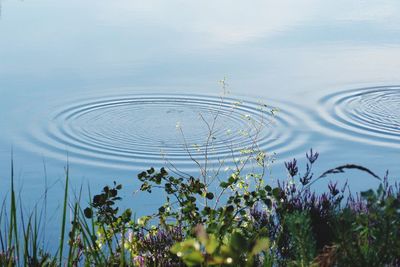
[0,1,400,234]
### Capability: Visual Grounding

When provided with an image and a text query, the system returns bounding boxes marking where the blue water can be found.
[0,1,399,239]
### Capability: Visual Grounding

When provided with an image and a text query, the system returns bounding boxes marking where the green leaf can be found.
[170,243,183,255]
[226,205,234,213]
[264,185,272,192]
[205,234,219,254]
[250,238,269,256]
[84,208,93,219]
[272,188,281,199]
[171,239,204,266]
[183,251,204,266]
[230,232,247,252]
[220,182,229,188]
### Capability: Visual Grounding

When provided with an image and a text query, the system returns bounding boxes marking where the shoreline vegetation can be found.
[0,150,399,266]
[1,85,399,266]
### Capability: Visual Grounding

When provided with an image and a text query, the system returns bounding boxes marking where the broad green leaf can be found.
[205,234,219,254]
[250,238,269,256]
[183,251,204,266]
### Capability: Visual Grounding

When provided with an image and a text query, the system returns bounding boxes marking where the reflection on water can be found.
[317,86,400,148]
[0,0,400,206]
[19,93,310,170]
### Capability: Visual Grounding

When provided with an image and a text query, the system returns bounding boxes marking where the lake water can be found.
[0,0,400,234]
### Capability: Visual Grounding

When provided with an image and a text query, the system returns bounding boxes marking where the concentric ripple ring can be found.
[317,86,400,148]
[21,93,310,170]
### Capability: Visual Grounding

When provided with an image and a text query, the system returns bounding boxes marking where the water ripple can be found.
[317,86,400,148]
[21,94,310,170]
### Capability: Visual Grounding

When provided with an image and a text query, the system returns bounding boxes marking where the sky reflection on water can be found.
[0,1,399,220]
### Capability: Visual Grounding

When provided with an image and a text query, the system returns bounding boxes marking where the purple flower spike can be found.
[285,158,298,177]
[306,148,319,164]
[328,181,339,196]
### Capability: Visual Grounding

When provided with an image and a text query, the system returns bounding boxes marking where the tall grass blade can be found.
[8,155,19,266]
[59,163,69,266]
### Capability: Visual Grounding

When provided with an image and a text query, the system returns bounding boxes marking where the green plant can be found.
[284,211,316,267]
[332,175,400,267]
[170,224,269,266]
[81,182,134,266]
